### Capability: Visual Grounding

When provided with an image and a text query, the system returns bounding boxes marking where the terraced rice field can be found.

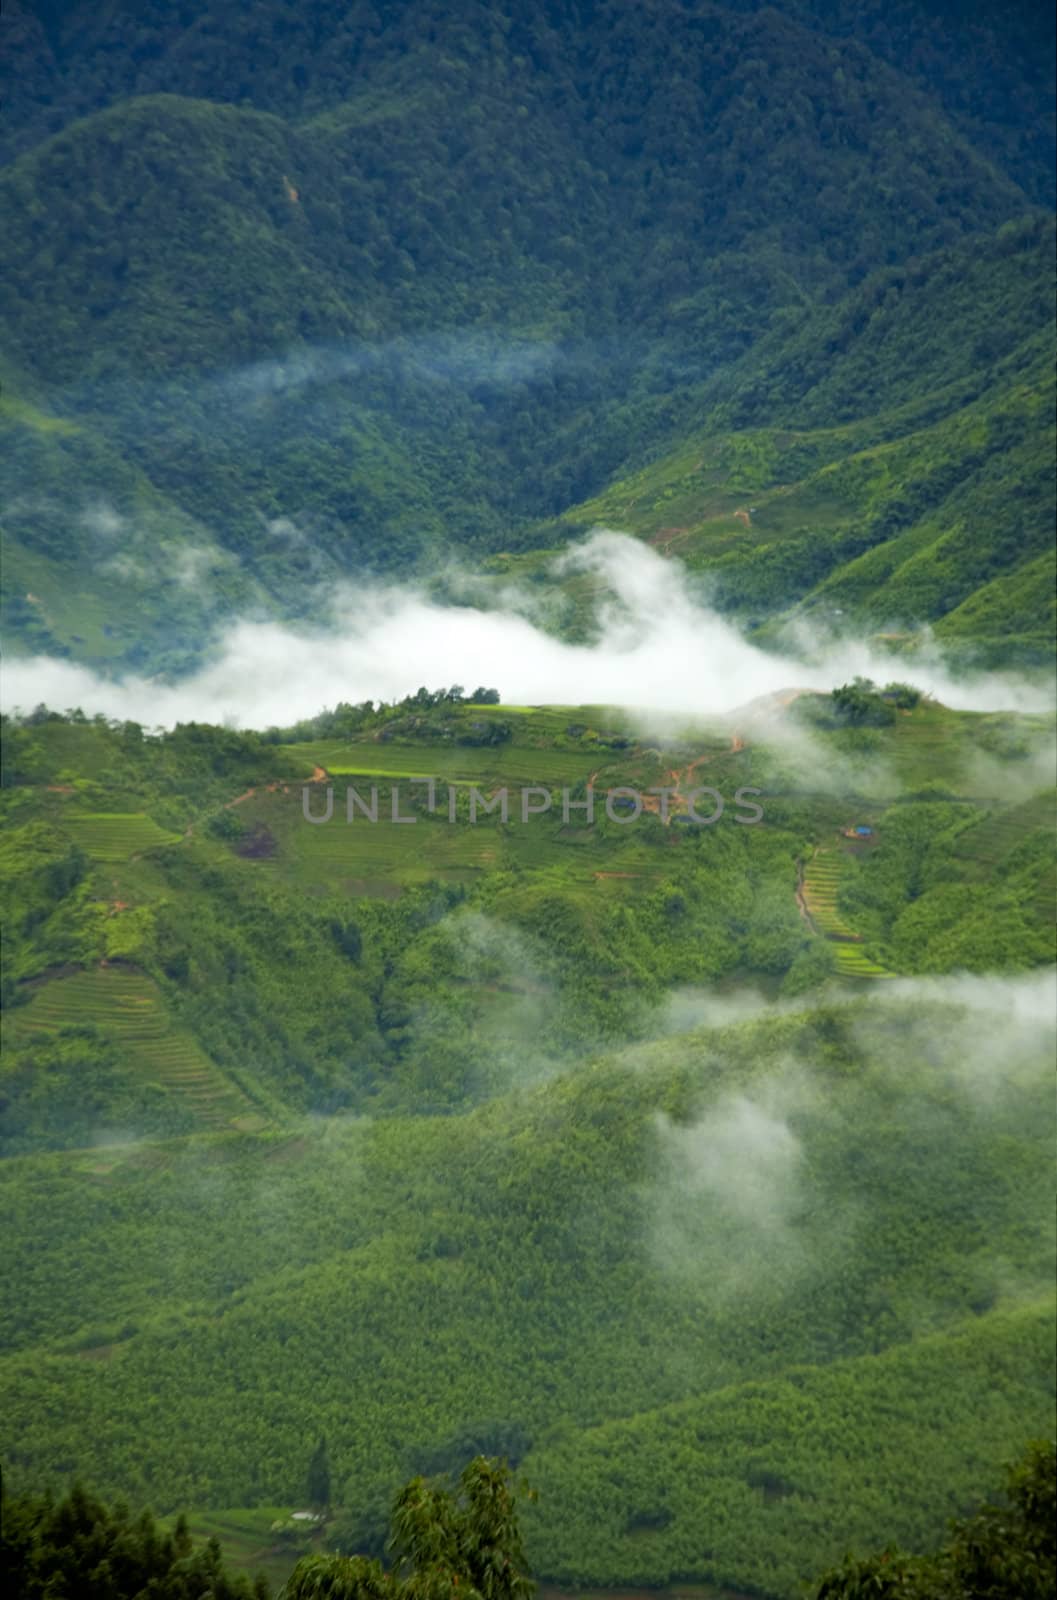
[240,781,682,895]
[801,850,857,938]
[949,791,1057,921]
[885,704,1054,799]
[9,967,263,1131]
[950,791,1056,870]
[801,849,893,979]
[160,1507,317,1593]
[63,812,182,861]
[830,942,894,978]
[283,808,506,888]
[288,740,603,786]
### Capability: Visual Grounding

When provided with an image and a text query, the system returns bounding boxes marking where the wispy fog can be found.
[3,532,1054,726]
[645,970,1056,1303]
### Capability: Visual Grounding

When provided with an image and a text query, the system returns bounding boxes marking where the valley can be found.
[1,4,1054,1597]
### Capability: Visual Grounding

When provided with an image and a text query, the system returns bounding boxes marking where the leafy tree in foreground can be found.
[283,1458,534,1600]
[813,1438,1056,1599]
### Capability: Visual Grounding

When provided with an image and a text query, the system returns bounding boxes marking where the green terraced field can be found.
[7,967,264,1132]
[882,704,1055,798]
[801,850,857,939]
[831,943,895,978]
[951,791,1056,870]
[801,848,893,978]
[63,812,183,861]
[159,1507,322,1593]
[231,779,705,898]
[288,739,605,785]
[951,789,1057,919]
[290,814,507,887]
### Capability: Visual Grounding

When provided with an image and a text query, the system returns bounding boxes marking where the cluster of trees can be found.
[828,680,917,727]
[260,691,501,748]
[0,1479,268,1600]
[3,1,1052,674]
[791,680,923,731]
[285,1457,534,1600]
[1,985,1052,1590]
[814,1438,1056,1599]
[2,1440,1053,1600]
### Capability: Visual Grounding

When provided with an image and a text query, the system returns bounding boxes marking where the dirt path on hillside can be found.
[579,739,752,831]
[224,764,327,811]
[795,854,819,932]
[185,765,328,837]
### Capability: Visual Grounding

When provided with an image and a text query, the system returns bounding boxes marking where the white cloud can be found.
[3,532,1053,727]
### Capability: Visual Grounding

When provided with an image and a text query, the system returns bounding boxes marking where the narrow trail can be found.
[795,854,819,932]
[658,731,750,823]
[185,765,328,837]
[587,731,751,826]
[224,765,327,811]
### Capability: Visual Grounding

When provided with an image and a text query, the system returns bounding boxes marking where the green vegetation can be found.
[1,5,1054,1593]
[1,1007,1053,1594]
[1,5,1053,669]
[544,220,1056,665]
[0,1479,268,1600]
[0,692,1054,1596]
[813,1438,1056,1600]
[3,1441,1054,1600]
[2,695,1053,1127]
[285,1456,534,1600]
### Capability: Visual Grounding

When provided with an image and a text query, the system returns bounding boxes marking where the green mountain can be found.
[1,697,1054,1593]
[1,7,1055,1596]
[1,1,1053,671]
[534,216,1056,666]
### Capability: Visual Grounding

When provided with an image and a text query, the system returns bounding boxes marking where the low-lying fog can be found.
[4,532,1054,727]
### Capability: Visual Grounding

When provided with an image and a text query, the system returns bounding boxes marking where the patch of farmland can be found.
[63,812,182,861]
[8,966,264,1132]
[950,791,1056,871]
[288,741,602,786]
[801,848,893,979]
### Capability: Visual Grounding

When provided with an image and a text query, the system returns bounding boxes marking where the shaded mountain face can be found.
[7,0,1055,204]
[0,0,1053,673]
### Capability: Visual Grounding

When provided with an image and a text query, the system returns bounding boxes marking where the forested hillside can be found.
[3,693,1054,1124]
[4,1443,1054,1599]
[1,0,1054,670]
[540,216,1056,665]
[1,693,1054,1594]
[1,6,1054,1596]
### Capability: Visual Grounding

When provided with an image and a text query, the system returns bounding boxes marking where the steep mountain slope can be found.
[7,0,1054,206]
[3,699,1054,1128]
[2,1,1052,673]
[1,697,1053,1592]
[539,217,1056,664]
